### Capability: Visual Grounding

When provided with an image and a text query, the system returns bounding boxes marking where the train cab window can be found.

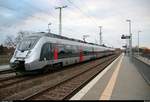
[18,37,39,51]
[40,43,53,61]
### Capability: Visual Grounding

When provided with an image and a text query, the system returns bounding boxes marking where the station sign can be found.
[121,35,130,39]
[122,45,127,48]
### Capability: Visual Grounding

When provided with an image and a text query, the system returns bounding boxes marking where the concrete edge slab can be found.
[133,56,150,86]
[70,54,123,100]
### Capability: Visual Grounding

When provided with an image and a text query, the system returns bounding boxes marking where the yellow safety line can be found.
[99,54,124,100]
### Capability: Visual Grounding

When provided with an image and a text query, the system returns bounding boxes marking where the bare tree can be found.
[15,31,25,44]
[4,35,16,48]
[4,30,30,48]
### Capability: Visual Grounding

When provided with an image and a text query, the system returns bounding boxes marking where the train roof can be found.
[28,32,113,49]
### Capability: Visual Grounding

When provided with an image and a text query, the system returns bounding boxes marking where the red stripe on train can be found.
[79,48,83,62]
[54,48,58,60]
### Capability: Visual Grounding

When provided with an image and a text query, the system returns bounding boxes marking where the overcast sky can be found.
[0,0,150,48]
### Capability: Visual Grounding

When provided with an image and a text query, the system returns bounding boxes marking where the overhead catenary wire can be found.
[66,0,98,27]
[22,0,57,19]
[1,0,99,44]
[79,0,100,26]
[0,5,48,26]
[0,0,58,24]
[65,0,102,44]
[0,0,60,33]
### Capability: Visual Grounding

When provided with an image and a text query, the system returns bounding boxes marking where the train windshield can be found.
[18,37,39,51]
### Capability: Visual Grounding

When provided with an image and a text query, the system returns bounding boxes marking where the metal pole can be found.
[55,5,67,36]
[83,37,85,42]
[126,19,132,57]
[138,31,141,56]
[99,26,102,45]
[48,23,51,33]
[59,8,62,36]
[126,38,128,54]
[130,21,132,56]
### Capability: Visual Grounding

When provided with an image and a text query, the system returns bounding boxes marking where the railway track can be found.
[0,72,16,81]
[2,54,120,100]
[26,55,117,100]
[0,67,18,83]
[0,69,14,74]
[0,75,30,89]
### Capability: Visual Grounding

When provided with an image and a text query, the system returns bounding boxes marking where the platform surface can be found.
[71,54,150,100]
[135,55,150,66]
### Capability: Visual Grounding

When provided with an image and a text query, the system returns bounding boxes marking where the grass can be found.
[0,55,12,65]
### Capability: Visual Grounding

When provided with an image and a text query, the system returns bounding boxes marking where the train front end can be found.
[10,36,40,72]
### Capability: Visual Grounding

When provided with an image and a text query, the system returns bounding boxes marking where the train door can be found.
[53,44,58,60]
[79,46,83,62]
[39,43,56,72]
[40,43,51,61]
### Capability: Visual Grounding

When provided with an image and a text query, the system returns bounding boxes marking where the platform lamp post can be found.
[126,19,132,58]
[138,31,141,56]
[121,34,127,54]
[121,34,130,55]
[83,35,89,42]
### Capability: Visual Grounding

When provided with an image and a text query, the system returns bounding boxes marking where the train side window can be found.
[56,44,80,59]
[72,45,79,57]
[57,44,65,59]
[76,46,80,56]
[65,45,72,57]
[83,46,88,55]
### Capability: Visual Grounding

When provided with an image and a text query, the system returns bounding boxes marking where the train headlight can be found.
[26,51,31,58]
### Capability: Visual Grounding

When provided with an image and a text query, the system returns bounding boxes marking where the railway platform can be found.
[70,53,150,100]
